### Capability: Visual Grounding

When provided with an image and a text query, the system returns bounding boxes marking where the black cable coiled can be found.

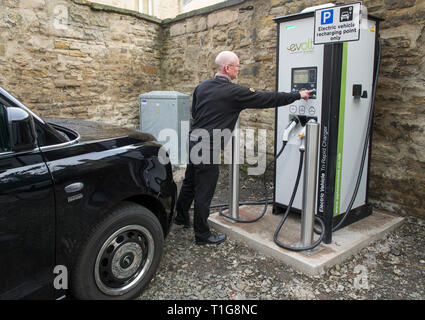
[273,149,325,251]
[217,141,288,223]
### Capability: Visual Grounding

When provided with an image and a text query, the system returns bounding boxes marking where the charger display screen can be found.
[291,67,317,99]
[293,70,309,84]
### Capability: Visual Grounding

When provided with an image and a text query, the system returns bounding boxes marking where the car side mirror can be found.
[7,107,38,152]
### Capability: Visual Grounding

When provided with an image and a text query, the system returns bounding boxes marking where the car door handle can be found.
[65,182,84,194]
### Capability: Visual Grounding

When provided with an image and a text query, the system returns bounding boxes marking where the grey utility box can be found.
[139,91,190,165]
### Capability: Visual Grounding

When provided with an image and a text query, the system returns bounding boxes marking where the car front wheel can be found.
[71,202,164,300]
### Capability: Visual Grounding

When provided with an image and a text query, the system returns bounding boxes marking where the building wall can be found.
[89,0,229,19]
[90,0,139,11]
[90,0,181,19]
[153,0,181,19]
[0,0,163,127]
[183,0,227,13]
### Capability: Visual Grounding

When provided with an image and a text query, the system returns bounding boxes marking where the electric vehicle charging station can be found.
[273,3,381,244]
[209,3,404,273]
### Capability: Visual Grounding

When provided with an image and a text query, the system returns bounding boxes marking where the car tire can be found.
[71,202,164,300]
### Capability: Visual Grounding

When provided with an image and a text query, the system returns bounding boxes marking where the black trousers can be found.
[175,162,219,239]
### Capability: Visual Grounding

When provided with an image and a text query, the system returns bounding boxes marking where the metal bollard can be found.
[300,120,320,246]
[229,117,240,220]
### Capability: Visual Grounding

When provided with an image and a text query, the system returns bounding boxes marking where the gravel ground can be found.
[138,166,425,300]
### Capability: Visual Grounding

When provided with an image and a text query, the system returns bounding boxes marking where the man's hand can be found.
[299,89,315,101]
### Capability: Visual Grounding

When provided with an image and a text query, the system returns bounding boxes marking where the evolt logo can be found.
[286,38,315,54]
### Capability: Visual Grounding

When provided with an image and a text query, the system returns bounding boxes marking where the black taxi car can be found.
[0,87,176,300]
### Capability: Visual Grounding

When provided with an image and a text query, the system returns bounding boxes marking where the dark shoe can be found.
[195,232,227,245]
[174,218,193,228]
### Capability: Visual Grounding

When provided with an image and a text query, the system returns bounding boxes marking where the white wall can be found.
[183,0,227,13]
[91,0,139,11]
[91,0,180,19]
[91,0,227,18]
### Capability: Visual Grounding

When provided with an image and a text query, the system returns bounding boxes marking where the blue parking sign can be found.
[321,9,334,24]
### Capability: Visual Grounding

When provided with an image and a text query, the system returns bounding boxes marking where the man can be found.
[175,51,314,245]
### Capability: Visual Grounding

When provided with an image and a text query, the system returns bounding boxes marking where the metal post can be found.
[229,117,240,220]
[301,121,320,246]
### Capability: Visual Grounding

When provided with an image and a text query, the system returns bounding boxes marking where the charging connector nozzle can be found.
[283,117,299,142]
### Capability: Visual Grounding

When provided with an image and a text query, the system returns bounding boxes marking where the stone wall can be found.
[365,0,425,217]
[0,0,424,218]
[160,0,425,218]
[0,0,163,127]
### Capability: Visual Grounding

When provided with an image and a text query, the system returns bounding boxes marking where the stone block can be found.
[384,0,415,10]
[141,64,158,74]
[54,80,81,88]
[381,25,422,49]
[270,6,288,17]
[54,40,70,49]
[207,9,238,28]
[69,49,88,57]
[186,16,207,33]
[260,15,275,27]
[0,43,5,56]
[170,22,186,37]
[271,0,289,8]
[69,5,108,28]
[0,11,23,28]
[19,0,46,10]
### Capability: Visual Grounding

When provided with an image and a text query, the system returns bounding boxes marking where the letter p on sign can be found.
[321,9,333,24]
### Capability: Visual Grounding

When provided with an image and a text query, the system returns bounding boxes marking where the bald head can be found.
[215,51,240,80]
[215,51,239,72]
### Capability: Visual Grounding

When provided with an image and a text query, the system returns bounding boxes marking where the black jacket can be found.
[190,76,301,142]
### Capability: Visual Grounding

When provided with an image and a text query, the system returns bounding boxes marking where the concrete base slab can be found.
[209,206,405,276]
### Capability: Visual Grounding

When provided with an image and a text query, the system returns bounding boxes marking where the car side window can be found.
[35,119,69,147]
[0,105,10,152]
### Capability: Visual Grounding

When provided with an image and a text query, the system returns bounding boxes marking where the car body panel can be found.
[41,140,175,275]
[0,87,176,299]
[0,150,55,299]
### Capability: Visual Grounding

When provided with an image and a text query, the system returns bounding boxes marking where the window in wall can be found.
[139,0,153,15]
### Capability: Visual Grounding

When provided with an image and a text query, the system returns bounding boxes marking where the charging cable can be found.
[217,117,299,223]
[273,127,325,251]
